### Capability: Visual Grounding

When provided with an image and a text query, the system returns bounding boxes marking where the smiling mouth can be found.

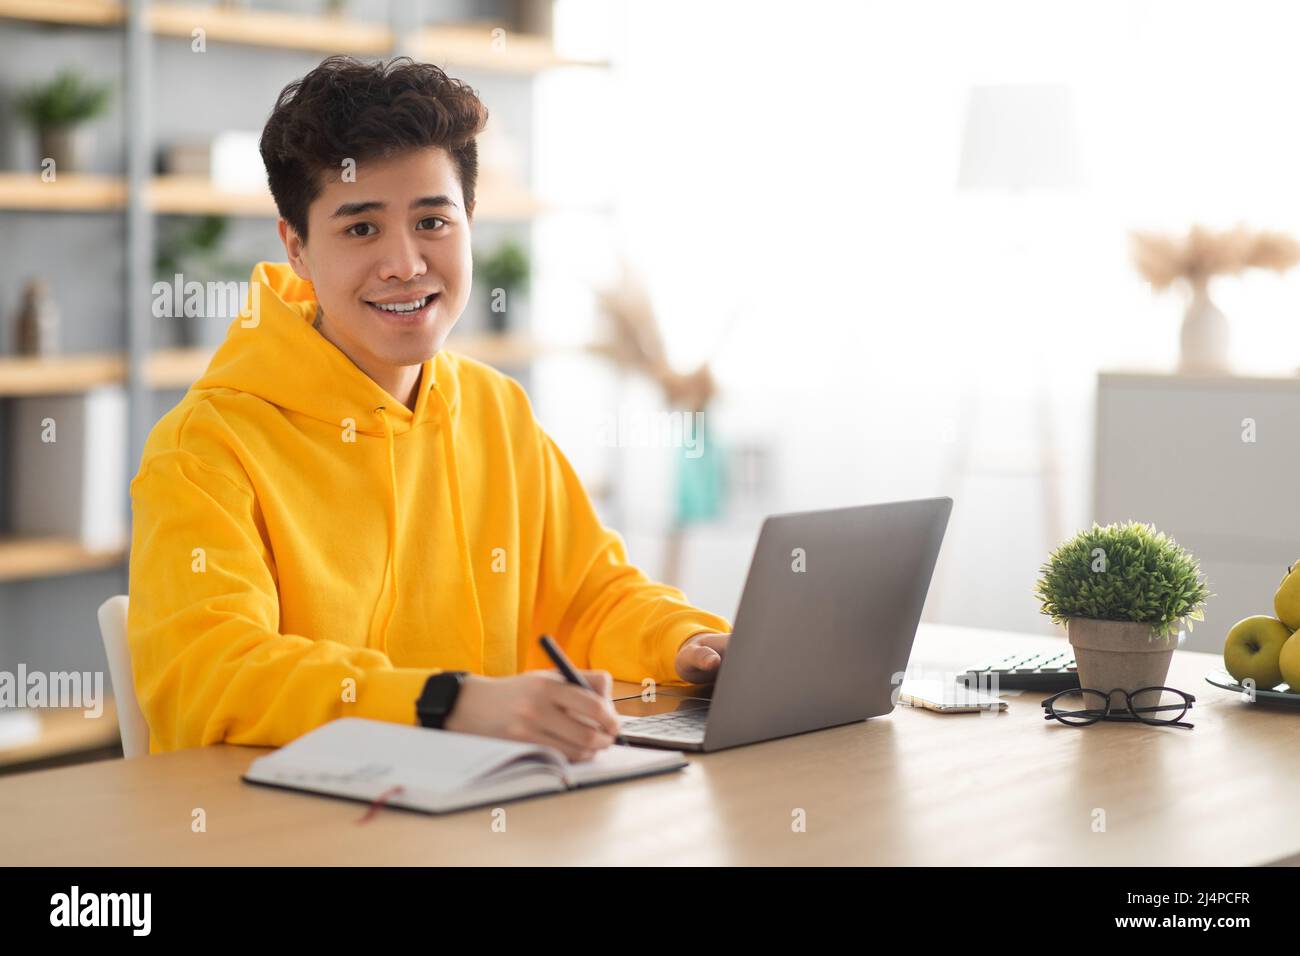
[364,293,439,322]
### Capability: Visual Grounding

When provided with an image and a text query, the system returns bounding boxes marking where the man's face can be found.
[280,145,474,373]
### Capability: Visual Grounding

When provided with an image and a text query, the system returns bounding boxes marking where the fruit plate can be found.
[1204,670,1300,706]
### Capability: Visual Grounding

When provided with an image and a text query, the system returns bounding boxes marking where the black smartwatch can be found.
[416,671,468,730]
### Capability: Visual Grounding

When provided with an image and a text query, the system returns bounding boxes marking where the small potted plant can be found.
[155,214,253,347]
[1034,521,1211,708]
[477,238,530,334]
[15,69,112,174]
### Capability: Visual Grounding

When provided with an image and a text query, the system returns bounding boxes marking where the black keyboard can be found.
[959,650,1080,691]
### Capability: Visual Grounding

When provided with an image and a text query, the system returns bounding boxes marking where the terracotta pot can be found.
[1066,618,1181,713]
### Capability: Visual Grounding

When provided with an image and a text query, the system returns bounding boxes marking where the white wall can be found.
[530,0,1300,635]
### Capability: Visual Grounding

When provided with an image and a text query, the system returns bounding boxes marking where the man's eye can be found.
[418,217,447,230]
[347,222,376,238]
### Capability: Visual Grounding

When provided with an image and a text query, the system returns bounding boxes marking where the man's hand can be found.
[442,670,620,762]
[674,632,731,684]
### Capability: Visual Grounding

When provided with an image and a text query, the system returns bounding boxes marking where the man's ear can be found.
[278,218,311,281]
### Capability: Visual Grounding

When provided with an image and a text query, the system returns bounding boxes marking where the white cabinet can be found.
[1095,371,1300,653]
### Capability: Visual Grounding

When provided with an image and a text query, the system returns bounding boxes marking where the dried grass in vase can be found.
[1130,224,1300,373]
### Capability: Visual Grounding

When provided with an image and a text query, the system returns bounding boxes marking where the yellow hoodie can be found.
[128,261,731,753]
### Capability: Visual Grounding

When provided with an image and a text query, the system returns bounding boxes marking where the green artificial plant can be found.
[1034,520,1211,641]
[16,69,112,129]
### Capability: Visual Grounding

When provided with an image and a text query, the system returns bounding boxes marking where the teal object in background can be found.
[675,416,726,524]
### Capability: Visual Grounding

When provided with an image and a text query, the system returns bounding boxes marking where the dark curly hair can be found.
[259,55,489,242]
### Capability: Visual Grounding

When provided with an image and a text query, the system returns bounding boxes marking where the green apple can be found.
[1274,561,1300,630]
[1223,615,1291,690]
[1280,632,1300,692]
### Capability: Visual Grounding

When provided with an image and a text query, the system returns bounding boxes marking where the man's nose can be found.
[376,229,427,284]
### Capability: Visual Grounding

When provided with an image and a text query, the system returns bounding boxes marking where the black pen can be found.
[538,634,628,746]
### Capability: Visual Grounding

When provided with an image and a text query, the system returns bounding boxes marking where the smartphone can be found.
[897,679,1008,713]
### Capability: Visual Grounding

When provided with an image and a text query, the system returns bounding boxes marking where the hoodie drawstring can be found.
[367,405,401,650]
[365,383,485,667]
[431,384,486,669]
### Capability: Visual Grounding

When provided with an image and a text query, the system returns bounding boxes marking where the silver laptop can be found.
[615,496,952,752]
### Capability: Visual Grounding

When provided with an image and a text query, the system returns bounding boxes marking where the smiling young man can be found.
[127,56,732,759]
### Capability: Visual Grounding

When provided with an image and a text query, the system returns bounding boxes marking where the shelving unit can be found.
[0,538,128,583]
[0,337,561,397]
[0,701,122,773]
[0,0,598,769]
[0,170,543,220]
[0,0,608,70]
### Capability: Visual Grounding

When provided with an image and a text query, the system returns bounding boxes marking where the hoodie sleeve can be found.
[128,448,437,752]
[530,428,732,687]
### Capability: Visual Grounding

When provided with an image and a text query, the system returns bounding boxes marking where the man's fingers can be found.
[677,642,724,683]
[536,698,615,753]
[579,668,613,698]
[693,645,721,667]
[535,725,596,763]
[552,682,621,737]
[684,645,721,676]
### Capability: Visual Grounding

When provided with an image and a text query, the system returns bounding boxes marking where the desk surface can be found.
[1,623,1296,866]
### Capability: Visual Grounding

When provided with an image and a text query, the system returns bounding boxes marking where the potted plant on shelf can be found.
[155,214,253,348]
[477,238,530,335]
[15,69,112,175]
[1034,521,1211,710]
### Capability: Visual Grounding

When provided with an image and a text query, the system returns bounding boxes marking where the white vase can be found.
[1179,282,1231,374]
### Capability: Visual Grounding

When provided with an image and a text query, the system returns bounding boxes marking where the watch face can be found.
[420,672,464,721]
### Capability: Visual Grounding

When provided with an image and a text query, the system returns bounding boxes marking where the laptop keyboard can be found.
[619,708,709,742]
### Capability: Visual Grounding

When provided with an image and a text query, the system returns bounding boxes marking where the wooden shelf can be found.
[415,23,609,74]
[0,701,121,772]
[451,333,554,367]
[0,537,127,582]
[0,1,604,72]
[0,172,126,211]
[154,336,558,382]
[0,351,122,395]
[0,338,560,398]
[148,174,277,217]
[0,0,122,27]
[0,172,266,215]
[0,171,540,221]
[145,346,209,389]
[0,348,210,396]
[150,1,390,55]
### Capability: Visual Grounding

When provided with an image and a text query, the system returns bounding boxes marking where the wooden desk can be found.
[0,623,1296,866]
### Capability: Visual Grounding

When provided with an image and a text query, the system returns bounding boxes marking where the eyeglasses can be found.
[1041,686,1196,730]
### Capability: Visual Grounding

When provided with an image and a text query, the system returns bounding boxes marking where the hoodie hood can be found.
[193,261,471,651]
[195,260,461,437]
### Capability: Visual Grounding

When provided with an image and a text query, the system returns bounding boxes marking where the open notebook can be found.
[242,717,688,814]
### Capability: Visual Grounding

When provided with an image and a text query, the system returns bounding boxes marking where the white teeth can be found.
[372,295,429,313]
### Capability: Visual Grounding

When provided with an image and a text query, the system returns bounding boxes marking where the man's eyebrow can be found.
[330,195,460,218]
